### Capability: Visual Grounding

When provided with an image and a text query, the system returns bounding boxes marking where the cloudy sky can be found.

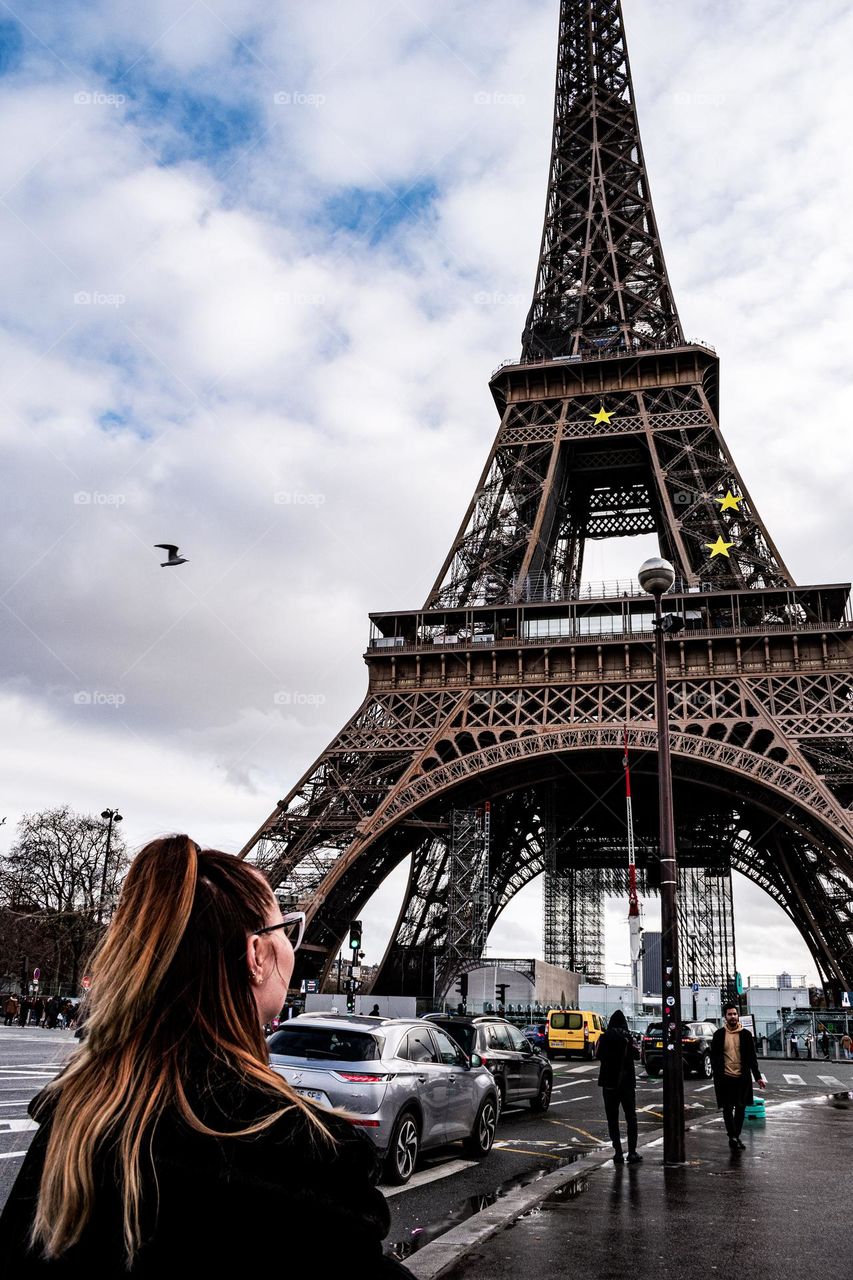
[1,0,851,986]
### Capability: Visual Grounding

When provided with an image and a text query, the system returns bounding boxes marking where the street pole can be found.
[96,809,123,927]
[639,558,686,1165]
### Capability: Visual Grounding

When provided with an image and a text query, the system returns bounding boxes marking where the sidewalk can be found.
[410,1093,853,1280]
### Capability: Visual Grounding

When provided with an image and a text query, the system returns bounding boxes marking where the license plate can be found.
[655,1042,663,1049]
[296,1087,324,1102]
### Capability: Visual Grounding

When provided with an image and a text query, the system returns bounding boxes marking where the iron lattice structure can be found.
[240,0,853,1000]
[446,806,491,983]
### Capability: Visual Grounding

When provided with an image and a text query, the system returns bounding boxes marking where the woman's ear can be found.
[246,932,261,980]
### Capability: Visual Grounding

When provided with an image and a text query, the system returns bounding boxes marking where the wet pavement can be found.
[441,1094,853,1279]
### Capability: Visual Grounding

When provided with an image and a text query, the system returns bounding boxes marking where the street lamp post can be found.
[96,808,123,927]
[638,557,686,1165]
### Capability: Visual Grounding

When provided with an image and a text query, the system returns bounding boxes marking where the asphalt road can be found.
[2,1027,852,1260]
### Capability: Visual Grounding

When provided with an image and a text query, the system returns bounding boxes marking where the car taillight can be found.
[335,1072,389,1083]
[682,1038,697,1045]
[480,1056,490,1070]
[643,1036,651,1042]
[349,1118,381,1127]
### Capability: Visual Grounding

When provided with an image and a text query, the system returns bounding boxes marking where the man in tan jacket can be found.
[710,1002,765,1151]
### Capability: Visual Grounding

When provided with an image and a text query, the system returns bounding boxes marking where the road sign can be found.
[81,975,91,990]
[33,967,40,981]
[735,972,744,995]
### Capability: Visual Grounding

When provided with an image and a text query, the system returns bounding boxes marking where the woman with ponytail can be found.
[0,836,414,1275]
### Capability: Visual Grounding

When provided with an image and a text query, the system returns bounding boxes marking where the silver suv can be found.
[267,1014,499,1184]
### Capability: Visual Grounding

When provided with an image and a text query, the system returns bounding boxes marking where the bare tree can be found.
[0,805,128,994]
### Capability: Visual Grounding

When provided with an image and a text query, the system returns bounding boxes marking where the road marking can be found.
[566,1065,598,1074]
[551,1081,592,1092]
[494,1147,562,1160]
[783,1074,806,1085]
[0,1100,34,1106]
[638,1106,664,1118]
[0,1150,28,1160]
[544,1119,607,1145]
[0,1118,38,1133]
[818,1075,844,1086]
[695,1084,715,1092]
[380,1158,477,1199]
[549,1095,592,1106]
[494,1139,557,1147]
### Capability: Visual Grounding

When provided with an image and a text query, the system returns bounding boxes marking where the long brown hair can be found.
[31,835,331,1264]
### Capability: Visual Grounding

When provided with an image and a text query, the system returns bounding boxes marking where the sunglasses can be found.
[255,911,306,952]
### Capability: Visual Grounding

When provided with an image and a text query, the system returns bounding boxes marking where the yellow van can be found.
[546,1009,606,1059]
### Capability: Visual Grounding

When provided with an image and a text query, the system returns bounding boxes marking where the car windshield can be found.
[429,1021,475,1056]
[267,1026,381,1061]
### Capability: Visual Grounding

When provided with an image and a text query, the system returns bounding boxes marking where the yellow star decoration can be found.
[706,536,735,558]
[590,406,615,425]
[715,490,743,513]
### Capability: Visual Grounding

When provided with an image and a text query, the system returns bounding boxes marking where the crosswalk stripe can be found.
[817,1075,843,1086]
[380,1158,476,1198]
[783,1073,805,1084]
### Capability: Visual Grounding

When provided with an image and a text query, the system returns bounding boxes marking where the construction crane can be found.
[623,730,643,1006]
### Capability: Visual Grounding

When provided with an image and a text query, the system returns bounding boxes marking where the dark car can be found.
[522,1023,548,1053]
[642,1020,717,1078]
[423,1014,553,1113]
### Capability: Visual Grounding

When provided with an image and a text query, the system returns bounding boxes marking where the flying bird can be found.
[155,544,189,568]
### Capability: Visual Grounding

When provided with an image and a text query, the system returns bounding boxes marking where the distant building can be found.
[777,971,792,989]
[643,930,662,995]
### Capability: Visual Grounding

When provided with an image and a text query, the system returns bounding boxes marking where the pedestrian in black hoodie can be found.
[596,1009,642,1165]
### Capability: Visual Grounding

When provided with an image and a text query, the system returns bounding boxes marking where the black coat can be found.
[710,1026,762,1108]
[0,1078,414,1277]
[596,1028,639,1091]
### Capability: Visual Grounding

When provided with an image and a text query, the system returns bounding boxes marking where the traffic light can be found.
[346,992,355,1013]
[348,920,363,952]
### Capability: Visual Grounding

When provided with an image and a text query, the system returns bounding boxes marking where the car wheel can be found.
[701,1051,713,1079]
[530,1072,552,1113]
[463,1095,498,1159]
[385,1110,420,1186]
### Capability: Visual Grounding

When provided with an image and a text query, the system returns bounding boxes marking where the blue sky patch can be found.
[0,19,24,75]
[323,178,439,246]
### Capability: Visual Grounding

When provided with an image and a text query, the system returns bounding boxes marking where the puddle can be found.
[388,1152,582,1259]
[828,1091,852,1109]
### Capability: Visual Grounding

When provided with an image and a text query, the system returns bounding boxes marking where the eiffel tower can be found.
[241,0,853,999]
